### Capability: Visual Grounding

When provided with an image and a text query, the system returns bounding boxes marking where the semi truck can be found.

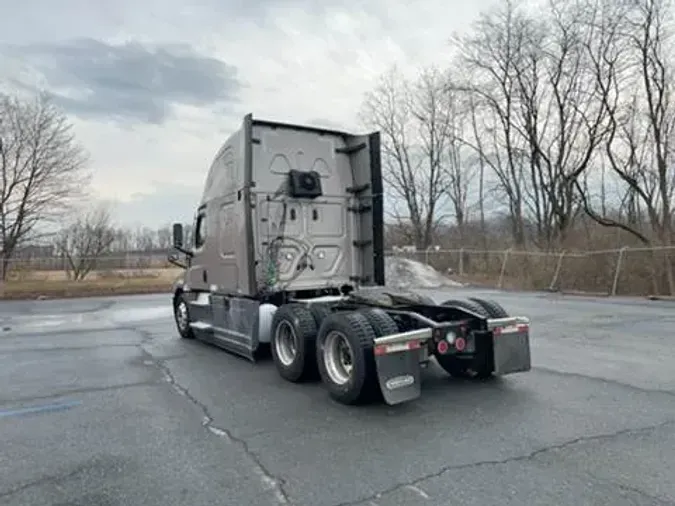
[168,113,532,406]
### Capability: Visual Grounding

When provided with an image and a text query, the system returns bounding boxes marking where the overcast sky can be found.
[0,0,496,229]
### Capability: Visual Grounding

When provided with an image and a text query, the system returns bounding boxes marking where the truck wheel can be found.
[271,304,319,383]
[437,299,493,379]
[174,293,194,339]
[468,298,509,318]
[316,312,379,405]
[440,298,488,317]
[308,303,333,327]
[435,354,493,379]
[435,355,471,378]
[362,308,398,337]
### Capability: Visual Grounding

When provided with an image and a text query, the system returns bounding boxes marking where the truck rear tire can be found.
[436,299,493,379]
[316,311,379,405]
[435,354,493,380]
[468,298,509,318]
[440,298,488,317]
[435,355,471,378]
[271,303,319,383]
[308,302,333,327]
[362,308,399,337]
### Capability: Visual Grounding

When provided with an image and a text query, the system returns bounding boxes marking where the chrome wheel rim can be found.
[274,320,298,366]
[323,331,354,385]
[176,301,189,332]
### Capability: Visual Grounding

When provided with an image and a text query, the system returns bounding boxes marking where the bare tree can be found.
[0,92,90,280]
[578,94,654,244]
[157,225,172,249]
[465,95,487,245]
[452,0,530,246]
[513,0,620,247]
[452,0,626,249]
[629,0,675,251]
[441,87,479,241]
[110,227,133,252]
[412,67,463,241]
[574,0,675,292]
[134,226,156,251]
[55,203,116,281]
[359,66,451,249]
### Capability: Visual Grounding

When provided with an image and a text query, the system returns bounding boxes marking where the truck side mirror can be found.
[172,223,184,248]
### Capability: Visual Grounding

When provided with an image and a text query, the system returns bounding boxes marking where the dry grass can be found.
[3,240,674,300]
[1,268,182,300]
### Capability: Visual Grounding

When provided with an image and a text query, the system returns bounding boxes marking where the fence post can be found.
[548,250,566,291]
[497,248,512,289]
[459,248,465,276]
[611,246,628,296]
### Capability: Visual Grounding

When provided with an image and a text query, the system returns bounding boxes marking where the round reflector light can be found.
[454,337,466,351]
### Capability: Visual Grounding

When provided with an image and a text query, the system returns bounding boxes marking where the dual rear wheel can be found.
[270,304,398,405]
[269,297,510,403]
[270,304,319,383]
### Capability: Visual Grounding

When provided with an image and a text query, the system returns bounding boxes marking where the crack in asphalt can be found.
[534,366,675,397]
[133,328,292,506]
[0,381,163,406]
[610,481,675,505]
[119,318,675,506]
[0,461,92,499]
[1,344,141,353]
[332,419,675,506]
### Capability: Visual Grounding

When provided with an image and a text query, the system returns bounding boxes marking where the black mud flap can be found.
[492,325,532,375]
[374,350,422,405]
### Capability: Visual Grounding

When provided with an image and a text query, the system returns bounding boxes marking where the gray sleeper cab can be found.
[169,114,532,406]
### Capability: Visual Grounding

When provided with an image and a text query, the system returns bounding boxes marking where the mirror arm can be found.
[168,255,187,269]
[174,245,193,257]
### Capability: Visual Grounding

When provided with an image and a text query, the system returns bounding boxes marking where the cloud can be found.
[99,182,202,229]
[0,0,498,229]
[1,38,242,124]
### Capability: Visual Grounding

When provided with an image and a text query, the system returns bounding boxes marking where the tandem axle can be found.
[173,288,532,406]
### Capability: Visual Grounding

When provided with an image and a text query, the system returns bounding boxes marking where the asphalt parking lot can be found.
[1,288,674,506]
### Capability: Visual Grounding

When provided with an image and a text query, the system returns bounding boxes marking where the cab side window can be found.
[194,213,207,249]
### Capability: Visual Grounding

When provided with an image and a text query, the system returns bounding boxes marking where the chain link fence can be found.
[387,246,675,297]
[3,246,675,296]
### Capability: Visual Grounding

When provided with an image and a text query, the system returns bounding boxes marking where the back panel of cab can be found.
[250,123,380,293]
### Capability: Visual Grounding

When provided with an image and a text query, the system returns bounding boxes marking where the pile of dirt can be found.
[384,257,464,290]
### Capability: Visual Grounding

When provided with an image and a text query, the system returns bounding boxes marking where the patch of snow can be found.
[384,256,464,289]
[109,306,172,323]
[2,306,171,334]
[8,314,82,328]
